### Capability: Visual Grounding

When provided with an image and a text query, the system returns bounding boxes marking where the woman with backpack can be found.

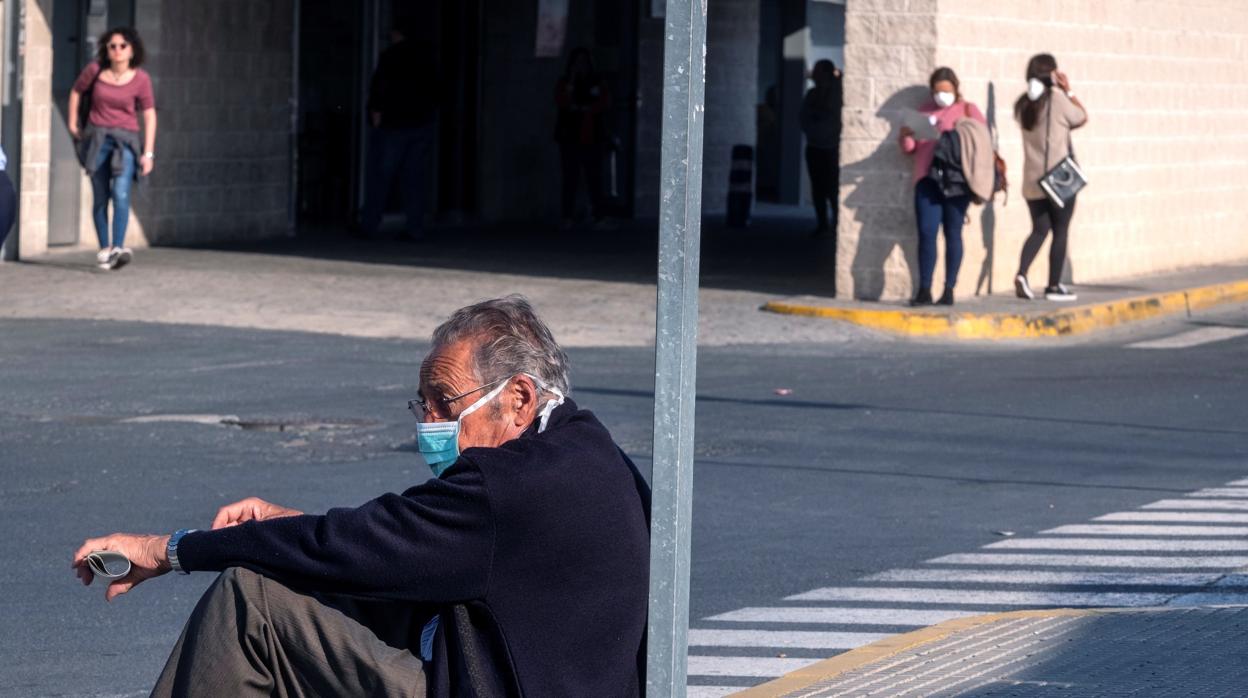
[899,67,986,306]
[1013,53,1087,301]
[68,27,156,271]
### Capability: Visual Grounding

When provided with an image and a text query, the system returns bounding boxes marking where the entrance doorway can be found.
[48,0,134,247]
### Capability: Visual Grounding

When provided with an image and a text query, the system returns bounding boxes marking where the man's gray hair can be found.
[431,295,571,395]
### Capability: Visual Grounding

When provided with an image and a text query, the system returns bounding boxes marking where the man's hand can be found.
[212,497,303,530]
[72,533,171,602]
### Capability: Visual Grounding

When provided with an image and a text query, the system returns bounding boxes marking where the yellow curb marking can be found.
[729,606,1148,697]
[762,278,1248,340]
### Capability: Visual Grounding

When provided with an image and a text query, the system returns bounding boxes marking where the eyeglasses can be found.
[407,377,510,421]
[107,42,129,50]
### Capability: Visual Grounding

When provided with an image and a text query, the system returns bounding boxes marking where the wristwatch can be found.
[142,151,155,159]
[167,528,197,574]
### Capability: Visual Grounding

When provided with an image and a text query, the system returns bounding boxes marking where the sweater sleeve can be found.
[175,463,495,602]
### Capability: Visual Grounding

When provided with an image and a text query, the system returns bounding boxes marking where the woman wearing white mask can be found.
[899,67,986,306]
[1013,54,1087,301]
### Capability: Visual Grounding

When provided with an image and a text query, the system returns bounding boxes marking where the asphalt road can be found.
[1,304,1245,696]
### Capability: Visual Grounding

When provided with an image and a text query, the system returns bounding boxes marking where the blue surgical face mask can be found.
[415,373,566,478]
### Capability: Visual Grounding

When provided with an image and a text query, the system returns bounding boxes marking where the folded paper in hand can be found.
[87,550,132,579]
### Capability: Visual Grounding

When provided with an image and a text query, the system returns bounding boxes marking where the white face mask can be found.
[933,91,956,108]
[1027,78,1047,102]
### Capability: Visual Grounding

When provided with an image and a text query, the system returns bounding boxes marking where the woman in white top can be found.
[1013,54,1087,301]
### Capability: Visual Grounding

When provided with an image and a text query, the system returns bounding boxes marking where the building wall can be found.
[18,0,53,259]
[840,0,1248,300]
[131,0,293,245]
[635,0,759,216]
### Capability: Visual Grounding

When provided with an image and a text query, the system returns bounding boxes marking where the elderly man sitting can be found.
[73,296,651,697]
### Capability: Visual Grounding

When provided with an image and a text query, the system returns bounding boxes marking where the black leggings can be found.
[1018,196,1077,288]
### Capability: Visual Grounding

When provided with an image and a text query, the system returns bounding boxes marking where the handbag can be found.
[1039,98,1086,208]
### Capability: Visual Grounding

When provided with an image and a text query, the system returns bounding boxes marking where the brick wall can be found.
[841,0,1248,299]
[837,0,937,299]
[936,0,1248,294]
[131,0,293,245]
[635,0,759,216]
[18,0,53,258]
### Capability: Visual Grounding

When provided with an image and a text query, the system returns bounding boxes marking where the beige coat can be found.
[955,117,996,204]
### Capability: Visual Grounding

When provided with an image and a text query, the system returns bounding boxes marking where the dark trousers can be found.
[914,177,971,292]
[805,145,839,231]
[1019,196,1077,288]
[558,142,606,220]
[362,125,435,238]
[0,171,15,249]
[152,568,427,697]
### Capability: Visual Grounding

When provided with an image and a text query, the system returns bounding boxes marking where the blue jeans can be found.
[91,136,137,249]
[914,177,970,292]
[362,125,434,238]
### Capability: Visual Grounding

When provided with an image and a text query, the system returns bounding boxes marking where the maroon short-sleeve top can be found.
[73,63,155,132]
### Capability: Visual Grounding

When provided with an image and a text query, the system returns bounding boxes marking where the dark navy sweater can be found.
[177,401,651,697]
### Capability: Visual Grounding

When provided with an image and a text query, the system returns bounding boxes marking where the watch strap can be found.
[168,528,197,574]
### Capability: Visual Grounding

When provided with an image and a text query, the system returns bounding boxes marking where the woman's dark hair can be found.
[95,27,145,69]
[1014,53,1058,131]
[563,47,595,83]
[928,67,961,101]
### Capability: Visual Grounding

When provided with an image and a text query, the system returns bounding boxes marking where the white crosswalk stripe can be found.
[1096,511,1248,523]
[985,537,1248,552]
[685,474,1248,691]
[1127,326,1248,349]
[1043,524,1248,536]
[862,568,1225,586]
[1143,499,1248,511]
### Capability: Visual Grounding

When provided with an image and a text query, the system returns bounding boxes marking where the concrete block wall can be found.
[840,0,1248,299]
[935,0,1248,294]
[132,0,293,245]
[635,0,759,217]
[18,0,53,258]
[836,0,937,300]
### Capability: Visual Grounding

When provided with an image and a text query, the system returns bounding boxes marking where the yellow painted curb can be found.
[763,278,1248,339]
[731,607,1118,698]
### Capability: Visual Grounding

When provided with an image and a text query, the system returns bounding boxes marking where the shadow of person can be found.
[843,85,930,301]
[976,81,998,296]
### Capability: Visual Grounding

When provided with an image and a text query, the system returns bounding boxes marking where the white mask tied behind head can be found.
[1027,78,1047,101]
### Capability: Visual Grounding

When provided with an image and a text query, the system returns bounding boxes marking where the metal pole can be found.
[646,0,707,695]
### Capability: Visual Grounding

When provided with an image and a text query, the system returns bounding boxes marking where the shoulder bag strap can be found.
[1043,96,1052,172]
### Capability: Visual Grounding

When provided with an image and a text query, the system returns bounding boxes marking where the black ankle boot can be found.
[937,288,955,306]
[909,288,933,307]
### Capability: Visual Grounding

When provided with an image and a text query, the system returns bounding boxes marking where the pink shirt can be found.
[900,99,986,184]
[73,63,155,132]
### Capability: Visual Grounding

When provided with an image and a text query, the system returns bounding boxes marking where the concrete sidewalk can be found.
[739,605,1248,697]
[766,263,1248,340]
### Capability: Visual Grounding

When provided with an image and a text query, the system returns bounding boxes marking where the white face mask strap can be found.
[524,373,565,433]
[458,379,512,420]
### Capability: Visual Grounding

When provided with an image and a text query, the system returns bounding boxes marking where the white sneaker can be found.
[1044,284,1077,302]
[1014,274,1035,300]
[97,248,112,269]
[109,247,133,270]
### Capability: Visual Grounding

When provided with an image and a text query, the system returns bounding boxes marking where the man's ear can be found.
[511,375,539,428]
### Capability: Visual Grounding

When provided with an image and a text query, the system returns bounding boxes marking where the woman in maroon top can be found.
[68,27,156,271]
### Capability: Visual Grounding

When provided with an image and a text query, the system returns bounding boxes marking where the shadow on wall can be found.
[976,81,997,297]
[843,85,928,300]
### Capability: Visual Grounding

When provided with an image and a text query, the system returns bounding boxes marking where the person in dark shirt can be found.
[72,296,652,697]
[359,19,439,241]
[554,47,612,229]
[800,59,843,238]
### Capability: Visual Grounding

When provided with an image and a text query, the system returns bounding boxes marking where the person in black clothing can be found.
[554,47,612,229]
[360,19,439,241]
[72,297,652,697]
[800,59,843,238]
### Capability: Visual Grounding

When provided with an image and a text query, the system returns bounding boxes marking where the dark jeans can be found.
[558,141,606,220]
[90,136,136,249]
[362,125,435,238]
[1019,196,1077,288]
[914,177,970,292]
[805,145,839,231]
[0,171,15,249]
